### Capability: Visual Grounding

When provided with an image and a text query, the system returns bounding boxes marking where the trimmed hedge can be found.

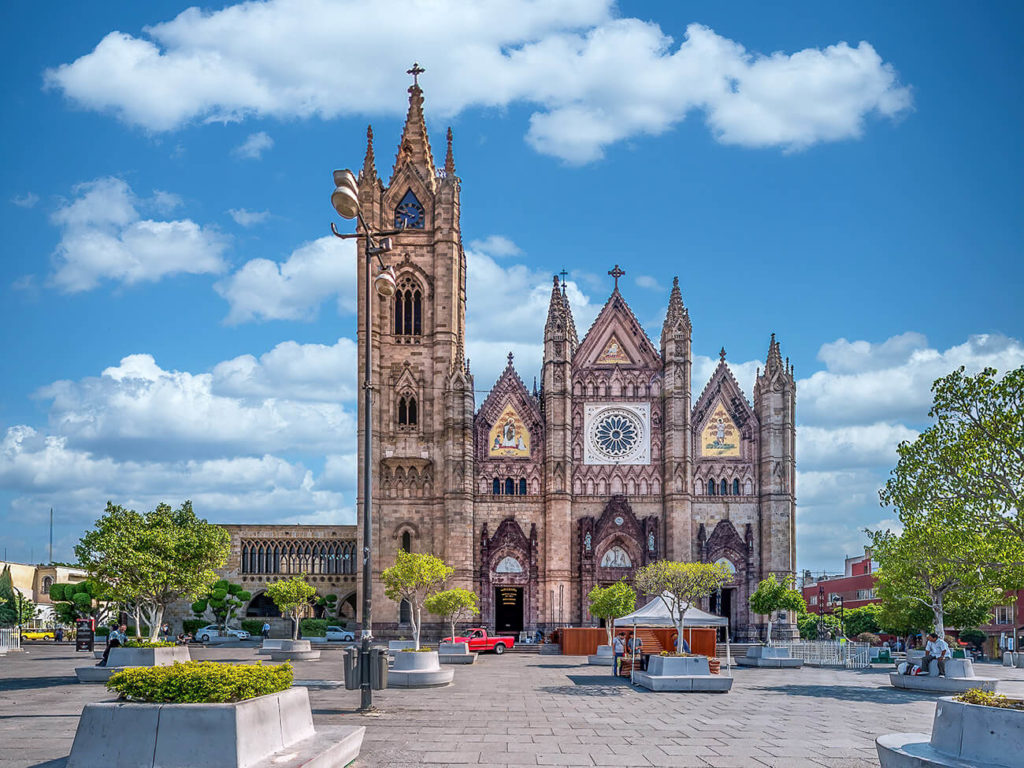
[182,619,207,636]
[241,619,266,636]
[122,640,177,648]
[299,618,327,637]
[106,661,293,703]
[96,626,111,637]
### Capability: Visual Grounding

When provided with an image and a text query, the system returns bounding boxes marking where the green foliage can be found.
[241,619,266,636]
[96,626,112,637]
[425,588,480,641]
[634,560,732,651]
[796,611,841,639]
[587,580,636,645]
[182,619,207,636]
[881,366,1024,541]
[106,661,293,703]
[749,575,806,641]
[955,688,1024,710]
[382,551,453,649]
[266,576,317,640]
[76,501,230,641]
[0,566,18,626]
[192,578,251,630]
[122,640,177,648]
[299,618,327,637]
[843,604,882,637]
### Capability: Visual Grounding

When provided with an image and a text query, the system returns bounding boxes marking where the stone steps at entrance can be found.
[506,644,543,654]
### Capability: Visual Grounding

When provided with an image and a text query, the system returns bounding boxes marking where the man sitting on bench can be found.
[923,632,950,677]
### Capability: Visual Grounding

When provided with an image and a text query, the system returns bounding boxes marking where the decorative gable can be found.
[575,291,661,371]
[596,333,631,365]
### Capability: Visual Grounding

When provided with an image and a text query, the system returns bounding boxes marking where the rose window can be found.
[588,409,644,461]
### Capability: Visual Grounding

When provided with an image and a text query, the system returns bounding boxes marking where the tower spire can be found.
[362,124,376,179]
[661,276,691,346]
[445,127,456,175]
[393,63,436,184]
[766,332,784,372]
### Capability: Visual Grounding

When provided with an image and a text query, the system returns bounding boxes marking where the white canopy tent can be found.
[613,593,732,682]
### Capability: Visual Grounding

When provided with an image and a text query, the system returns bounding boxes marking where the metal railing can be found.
[0,627,21,654]
[774,640,871,668]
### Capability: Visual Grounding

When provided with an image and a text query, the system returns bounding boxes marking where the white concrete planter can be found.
[388,640,416,653]
[66,687,364,768]
[388,650,454,687]
[737,646,802,668]
[77,646,192,683]
[877,696,1024,768]
[267,639,320,661]
[634,655,732,692]
[438,642,476,665]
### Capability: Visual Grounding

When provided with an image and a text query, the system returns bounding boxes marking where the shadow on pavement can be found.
[0,676,79,692]
[755,683,939,703]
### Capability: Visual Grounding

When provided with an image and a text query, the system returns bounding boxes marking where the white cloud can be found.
[227,208,270,226]
[36,352,356,459]
[11,192,39,208]
[49,177,227,292]
[233,131,273,159]
[468,235,522,258]
[799,332,1024,426]
[150,189,183,214]
[212,337,358,402]
[799,423,918,471]
[215,235,356,324]
[44,2,910,163]
[634,275,661,291]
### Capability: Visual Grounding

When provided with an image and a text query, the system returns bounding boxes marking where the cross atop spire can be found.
[507,351,514,366]
[720,347,727,362]
[608,264,625,291]
[407,62,425,88]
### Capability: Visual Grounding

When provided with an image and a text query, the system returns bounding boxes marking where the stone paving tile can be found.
[6,646,1024,768]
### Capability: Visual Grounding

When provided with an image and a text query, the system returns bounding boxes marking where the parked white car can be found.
[326,626,355,641]
[194,625,250,642]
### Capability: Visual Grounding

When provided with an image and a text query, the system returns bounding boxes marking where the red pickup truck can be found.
[443,628,516,654]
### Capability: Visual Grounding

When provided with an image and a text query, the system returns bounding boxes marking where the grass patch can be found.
[106,661,293,703]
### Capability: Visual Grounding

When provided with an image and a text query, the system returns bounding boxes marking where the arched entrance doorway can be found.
[479,519,538,634]
[245,591,281,618]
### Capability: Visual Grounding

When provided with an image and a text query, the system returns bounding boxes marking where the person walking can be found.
[628,632,645,670]
[55,626,64,643]
[612,632,626,675]
[98,624,127,667]
[923,632,950,677]
[262,621,271,640]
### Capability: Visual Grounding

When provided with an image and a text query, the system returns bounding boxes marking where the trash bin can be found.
[370,646,388,690]
[343,647,359,690]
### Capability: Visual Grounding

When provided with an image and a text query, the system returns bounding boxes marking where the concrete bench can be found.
[889,658,997,693]
[438,642,476,665]
[587,644,614,666]
[736,646,802,668]
[632,655,733,693]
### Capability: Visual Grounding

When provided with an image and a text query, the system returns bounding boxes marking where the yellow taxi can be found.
[20,629,56,641]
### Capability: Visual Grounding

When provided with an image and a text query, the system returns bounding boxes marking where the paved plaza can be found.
[3,645,1024,768]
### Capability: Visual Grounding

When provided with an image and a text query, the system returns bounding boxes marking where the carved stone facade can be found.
[355,81,797,641]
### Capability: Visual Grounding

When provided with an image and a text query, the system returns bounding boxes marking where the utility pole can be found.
[49,508,53,564]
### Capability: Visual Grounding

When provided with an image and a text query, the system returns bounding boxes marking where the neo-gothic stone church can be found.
[355,80,797,642]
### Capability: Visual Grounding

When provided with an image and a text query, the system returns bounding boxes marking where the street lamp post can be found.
[817,584,825,640]
[330,169,400,711]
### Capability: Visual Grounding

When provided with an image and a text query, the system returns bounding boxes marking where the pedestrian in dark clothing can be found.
[98,624,127,666]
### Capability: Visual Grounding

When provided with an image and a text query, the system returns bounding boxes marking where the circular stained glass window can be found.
[589,409,644,461]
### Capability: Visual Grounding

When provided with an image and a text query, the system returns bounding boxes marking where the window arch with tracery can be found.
[397,391,418,428]
[393,275,423,338]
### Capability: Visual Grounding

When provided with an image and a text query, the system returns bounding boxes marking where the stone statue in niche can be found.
[600,546,631,568]
[584,531,592,552]
[648,531,655,552]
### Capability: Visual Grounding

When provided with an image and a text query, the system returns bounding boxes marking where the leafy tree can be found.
[958,628,987,650]
[381,551,452,649]
[843,603,882,638]
[634,560,732,652]
[869,506,1020,637]
[797,611,841,640]
[75,501,231,641]
[425,588,480,642]
[315,593,338,618]
[880,366,1024,542]
[265,576,317,640]
[192,579,252,630]
[587,580,636,646]
[748,574,806,643]
[0,566,17,626]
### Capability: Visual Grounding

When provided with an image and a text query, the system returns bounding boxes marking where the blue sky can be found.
[1,1,1022,571]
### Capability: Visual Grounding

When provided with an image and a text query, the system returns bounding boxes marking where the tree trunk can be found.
[148,604,164,642]
[413,605,421,650]
[766,619,773,646]
[931,592,945,638]
[676,606,688,652]
[291,612,299,640]
[606,622,613,647]
[450,617,456,644]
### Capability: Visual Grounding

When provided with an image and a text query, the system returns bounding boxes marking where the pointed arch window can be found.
[394,276,423,337]
[398,394,417,427]
[707,480,716,496]
[519,478,527,496]
[401,531,411,553]
[492,478,501,495]
[394,189,424,229]
[505,478,515,496]
[733,479,740,495]
[721,479,728,496]
[399,598,412,624]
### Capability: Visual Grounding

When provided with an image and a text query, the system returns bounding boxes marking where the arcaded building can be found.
[354,79,797,641]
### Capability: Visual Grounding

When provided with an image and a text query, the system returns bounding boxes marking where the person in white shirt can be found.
[612,632,626,675]
[923,632,950,677]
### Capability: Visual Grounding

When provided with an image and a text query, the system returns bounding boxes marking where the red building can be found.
[977,589,1024,658]
[802,548,878,616]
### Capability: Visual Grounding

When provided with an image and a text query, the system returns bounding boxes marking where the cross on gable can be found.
[608,264,625,290]
[407,62,425,87]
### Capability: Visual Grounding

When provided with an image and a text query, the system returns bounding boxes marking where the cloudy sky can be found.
[2,1,1022,572]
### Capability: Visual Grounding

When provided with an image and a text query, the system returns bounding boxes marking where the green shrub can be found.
[106,661,293,703]
[96,626,111,637]
[182,619,207,636]
[299,618,327,637]
[122,640,177,648]
[124,626,151,637]
[241,619,265,636]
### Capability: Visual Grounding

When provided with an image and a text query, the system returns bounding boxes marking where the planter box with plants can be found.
[889,658,997,694]
[65,661,364,768]
[737,645,802,668]
[266,639,321,661]
[388,649,454,687]
[438,642,477,665]
[876,689,1023,768]
[76,641,191,683]
[633,653,732,693]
